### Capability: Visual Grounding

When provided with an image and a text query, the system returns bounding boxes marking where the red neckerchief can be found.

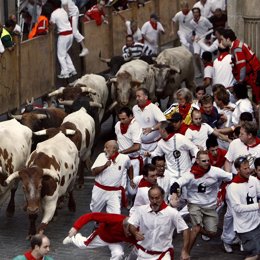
[163,132,175,141]
[232,174,248,183]
[138,100,151,109]
[178,123,188,135]
[109,152,119,163]
[205,61,213,67]
[24,251,43,260]
[178,103,191,119]
[158,201,168,211]
[138,177,153,188]
[149,20,157,30]
[218,52,229,61]
[246,138,260,149]
[188,124,201,131]
[190,163,210,179]
[209,148,227,168]
[120,118,133,135]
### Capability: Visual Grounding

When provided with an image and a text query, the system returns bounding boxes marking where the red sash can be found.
[129,155,144,175]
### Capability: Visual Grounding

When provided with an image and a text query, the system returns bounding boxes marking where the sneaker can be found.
[57,73,69,79]
[62,236,72,245]
[201,235,210,241]
[79,48,89,57]
[240,242,244,252]
[69,70,77,77]
[223,243,233,253]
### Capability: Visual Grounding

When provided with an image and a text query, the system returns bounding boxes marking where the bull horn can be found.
[65,129,76,135]
[9,114,23,120]
[58,100,74,106]
[81,87,97,95]
[33,129,47,136]
[4,171,20,186]
[89,101,103,108]
[35,114,48,120]
[107,101,118,111]
[48,87,65,97]
[43,169,59,182]
[109,77,117,83]
[169,65,181,74]
[99,51,111,63]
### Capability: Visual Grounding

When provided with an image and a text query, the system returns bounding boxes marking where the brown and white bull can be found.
[0,119,32,216]
[33,107,95,187]
[152,46,196,106]
[4,132,80,237]
[110,59,156,108]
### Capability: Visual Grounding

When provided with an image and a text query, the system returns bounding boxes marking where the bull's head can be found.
[4,168,59,214]
[152,64,180,93]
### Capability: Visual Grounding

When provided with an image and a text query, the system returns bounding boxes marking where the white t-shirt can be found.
[177,166,232,207]
[213,53,236,88]
[141,21,165,54]
[91,152,131,187]
[172,10,193,35]
[128,204,188,252]
[50,8,72,33]
[227,176,260,233]
[125,20,143,42]
[210,0,226,12]
[185,123,214,150]
[151,134,199,180]
[133,103,166,145]
[193,1,214,18]
[190,16,213,37]
[225,138,260,173]
[115,118,142,158]
[232,98,254,125]
[204,64,214,80]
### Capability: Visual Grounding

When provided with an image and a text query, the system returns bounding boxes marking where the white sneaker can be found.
[63,236,72,245]
[57,73,69,79]
[79,48,89,57]
[201,235,210,241]
[240,242,244,252]
[223,243,233,253]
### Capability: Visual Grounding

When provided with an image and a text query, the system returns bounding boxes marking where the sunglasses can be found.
[237,156,247,163]
[201,159,210,162]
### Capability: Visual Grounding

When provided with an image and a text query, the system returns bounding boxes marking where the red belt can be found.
[94,181,128,208]
[59,30,72,35]
[129,155,144,175]
[137,244,174,259]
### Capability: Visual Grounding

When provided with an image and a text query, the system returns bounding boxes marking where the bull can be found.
[110,59,156,108]
[0,119,32,217]
[4,132,80,237]
[152,46,196,107]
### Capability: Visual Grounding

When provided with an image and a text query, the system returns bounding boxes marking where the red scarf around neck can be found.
[188,124,201,131]
[218,52,229,61]
[247,137,260,148]
[205,61,213,67]
[232,174,248,183]
[120,118,133,135]
[163,132,175,141]
[190,163,210,179]
[24,251,42,260]
[109,152,119,163]
[138,100,151,109]
[150,20,157,30]
[138,177,154,188]
[158,201,168,212]
[178,103,191,119]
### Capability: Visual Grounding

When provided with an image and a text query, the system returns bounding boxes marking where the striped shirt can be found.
[122,42,144,61]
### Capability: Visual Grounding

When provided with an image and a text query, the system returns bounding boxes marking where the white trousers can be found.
[71,233,124,260]
[221,206,236,244]
[57,34,75,75]
[90,186,121,214]
[71,13,84,43]
[177,30,192,51]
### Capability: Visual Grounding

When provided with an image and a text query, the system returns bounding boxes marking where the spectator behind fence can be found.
[7,14,22,35]
[0,23,15,51]
[13,234,54,260]
[83,0,108,26]
[28,3,52,39]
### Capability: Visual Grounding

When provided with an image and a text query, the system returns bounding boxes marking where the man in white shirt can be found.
[170,150,232,252]
[224,121,260,173]
[90,140,133,214]
[193,0,214,18]
[61,0,89,58]
[50,0,76,79]
[132,88,166,161]
[141,13,165,55]
[128,186,190,260]
[227,156,260,259]
[171,1,193,51]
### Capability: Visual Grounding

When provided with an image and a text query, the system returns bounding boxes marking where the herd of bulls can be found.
[0,46,196,238]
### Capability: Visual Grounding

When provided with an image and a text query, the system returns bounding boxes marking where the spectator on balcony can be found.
[0,23,15,51]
